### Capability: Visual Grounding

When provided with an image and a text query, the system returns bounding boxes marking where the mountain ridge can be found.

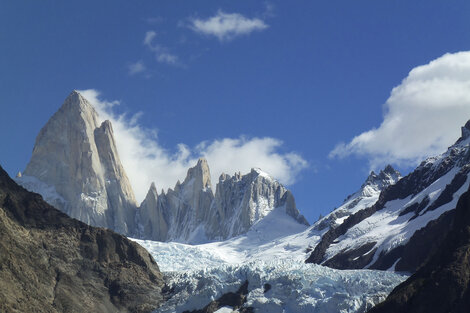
[306,119,470,272]
[17,91,308,244]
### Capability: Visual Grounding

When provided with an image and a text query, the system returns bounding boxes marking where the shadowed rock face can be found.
[368,184,470,313]
[0,165,164,313]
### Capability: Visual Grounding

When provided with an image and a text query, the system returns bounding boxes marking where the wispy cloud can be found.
[78,89,308,203]
[128,60,146,75]
[143,30,180,65]
[190,10,268,41]
[330,51,470,169]
[156,52,178,65]
[143,31,157,46]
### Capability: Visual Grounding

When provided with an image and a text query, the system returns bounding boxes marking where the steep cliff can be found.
[18,91,137,235]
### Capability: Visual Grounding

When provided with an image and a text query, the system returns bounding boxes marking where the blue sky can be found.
[2,1,470,222]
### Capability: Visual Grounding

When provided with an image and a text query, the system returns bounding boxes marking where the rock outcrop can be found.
[0,164,164,313]
[18,91,137,235]
[138,163,309,243]
[207,168,309,240]
[139,159,215,243]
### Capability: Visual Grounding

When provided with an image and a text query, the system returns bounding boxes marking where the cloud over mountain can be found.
[79,89,307,202]
[330,51,470,168]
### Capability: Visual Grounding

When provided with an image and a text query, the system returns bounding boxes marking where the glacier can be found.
[135,238,407,313]
[130,167,407,312]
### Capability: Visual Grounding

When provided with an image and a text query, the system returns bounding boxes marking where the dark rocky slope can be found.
[368,183,470,313]
[0,165,164,313]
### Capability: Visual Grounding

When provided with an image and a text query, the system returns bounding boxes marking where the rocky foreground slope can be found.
[0,165,164,313]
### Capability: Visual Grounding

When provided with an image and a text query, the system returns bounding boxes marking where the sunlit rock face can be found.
[17,90,308,243]
[19,91,137,235]
[139,160,309,244]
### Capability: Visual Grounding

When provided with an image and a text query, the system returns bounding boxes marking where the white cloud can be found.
[143,31,157,46]
[330,51,470,169]
[128,60,146,75]
[190,10,268,41]
[197,137,307,186]
[156,53,178,65]
[143,30,180,65]
[78,89,308,203]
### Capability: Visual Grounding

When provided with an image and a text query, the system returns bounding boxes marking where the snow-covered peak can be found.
[250,167,274,181]
[313,165,401,232]
[360,165,401,197]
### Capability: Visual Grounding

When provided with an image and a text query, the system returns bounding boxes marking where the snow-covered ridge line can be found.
[307,119,470,272]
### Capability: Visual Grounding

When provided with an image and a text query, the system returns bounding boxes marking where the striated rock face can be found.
[0,164,164,313]
[138,182,169,241]
[139,158,215,243]
[207,168,309,240]
[138,161,308,243]
[166,158,215,241]
[18,91,137,235]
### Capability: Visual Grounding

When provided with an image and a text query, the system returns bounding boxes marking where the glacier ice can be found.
[154,258,406,313]
[134,237,407,313]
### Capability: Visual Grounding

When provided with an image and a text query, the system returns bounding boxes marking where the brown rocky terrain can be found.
[0,165,164,313]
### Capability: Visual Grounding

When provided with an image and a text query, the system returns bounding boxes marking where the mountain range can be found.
[6,90,470,312]
[17,91,308,244]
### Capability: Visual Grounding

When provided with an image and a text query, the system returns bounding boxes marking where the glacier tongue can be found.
[156,260,406,313]
[135,237,407,313]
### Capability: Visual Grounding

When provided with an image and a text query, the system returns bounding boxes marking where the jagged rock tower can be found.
[20,91,137,235]
[18,90,309,243]
[138,162,309,243]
